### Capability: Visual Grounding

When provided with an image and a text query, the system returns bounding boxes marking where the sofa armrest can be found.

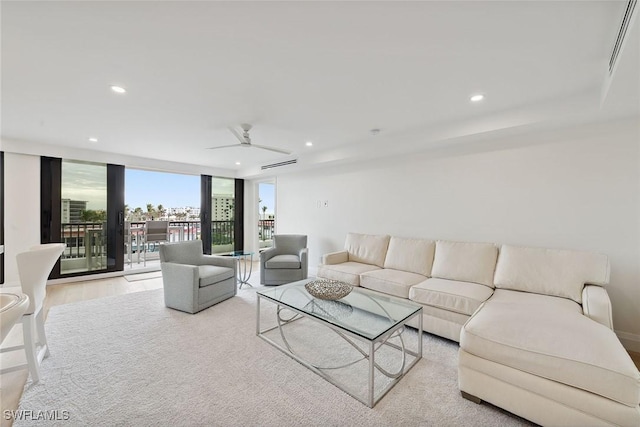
[582,285,613,330]
[322,250,348,265]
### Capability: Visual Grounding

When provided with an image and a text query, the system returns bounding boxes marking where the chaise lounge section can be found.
[317,232,640,426]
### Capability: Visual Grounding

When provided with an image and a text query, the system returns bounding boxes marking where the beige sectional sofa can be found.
[317,232,640,426]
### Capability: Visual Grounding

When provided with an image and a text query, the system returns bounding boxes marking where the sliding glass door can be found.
[211,177,235,254]
[60,160,107,274]
[41,157,124,278]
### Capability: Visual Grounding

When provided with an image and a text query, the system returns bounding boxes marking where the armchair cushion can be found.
[198,265,234,287]
[265,254,301,269]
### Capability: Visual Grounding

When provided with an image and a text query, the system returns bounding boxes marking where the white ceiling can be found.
[1,1,638,177]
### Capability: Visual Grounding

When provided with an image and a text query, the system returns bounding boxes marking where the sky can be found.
[125,169,201,210]
[61,160,107,210]
[259,182,275,215]
[63,164,275,214]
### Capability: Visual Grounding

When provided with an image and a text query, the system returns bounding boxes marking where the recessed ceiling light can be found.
[235,161,241,165]
[88,137,98,143]
[470,94,484,102]
[305,141,313,147]
[370,128,381,135]
[110,85,126,94]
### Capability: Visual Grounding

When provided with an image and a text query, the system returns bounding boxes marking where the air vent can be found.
[261,159,297,170]
[609,0,637,74]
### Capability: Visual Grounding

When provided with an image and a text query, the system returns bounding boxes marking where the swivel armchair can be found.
[260,234,308,286]
[159,240,237,314]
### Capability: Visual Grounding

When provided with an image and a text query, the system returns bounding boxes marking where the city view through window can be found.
[59,166,275,273]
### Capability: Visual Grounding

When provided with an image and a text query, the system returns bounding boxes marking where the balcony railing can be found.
[259,219,274,241]
[61,222,105,259]
[60,220,237,265]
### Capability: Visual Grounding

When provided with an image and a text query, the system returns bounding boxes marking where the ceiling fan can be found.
[207,124,291,155]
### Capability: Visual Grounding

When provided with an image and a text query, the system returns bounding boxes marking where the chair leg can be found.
[22,315,41,383]
[35,309,50,358]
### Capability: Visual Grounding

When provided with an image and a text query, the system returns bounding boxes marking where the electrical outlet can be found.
[317,200,321,208]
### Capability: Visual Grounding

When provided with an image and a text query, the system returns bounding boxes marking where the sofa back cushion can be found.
[384,237,435,276]
[345,233,390,267]
[494,245,610,303]
[431,241,498,288]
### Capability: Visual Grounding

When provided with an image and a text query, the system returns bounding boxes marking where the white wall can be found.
[276,119,640,350]
[3,153,41,283]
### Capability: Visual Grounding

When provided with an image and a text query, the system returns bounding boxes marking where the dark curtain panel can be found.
[106,164,125,272]
[200,175,212,254]
[40,156,62,278]
[234,179,244,251]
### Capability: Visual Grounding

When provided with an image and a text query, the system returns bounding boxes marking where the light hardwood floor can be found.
[1,273,639,427]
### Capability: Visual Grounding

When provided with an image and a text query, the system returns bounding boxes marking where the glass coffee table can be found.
[256,279,423,407]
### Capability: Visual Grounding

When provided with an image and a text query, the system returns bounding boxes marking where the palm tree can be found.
[134,207,143,221]
[146,203,155,220]
[157,204,165,219]
[262,205,268,220]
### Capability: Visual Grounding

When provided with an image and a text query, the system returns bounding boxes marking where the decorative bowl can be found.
[304,279,353,301]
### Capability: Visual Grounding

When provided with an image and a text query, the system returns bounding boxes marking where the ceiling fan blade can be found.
[251,144,292,155]
[228,126,245,144]
[206,144,240,150]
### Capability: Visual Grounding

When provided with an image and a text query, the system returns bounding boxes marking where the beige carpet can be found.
[16,287,535,426]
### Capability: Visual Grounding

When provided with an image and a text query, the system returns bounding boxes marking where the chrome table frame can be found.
[256,286,422,408]
[221,251,254,289]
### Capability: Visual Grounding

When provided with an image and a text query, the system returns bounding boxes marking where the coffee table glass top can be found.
[258,279,421,341]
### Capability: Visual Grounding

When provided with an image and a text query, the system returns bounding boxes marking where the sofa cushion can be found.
[317,262,381,286]
[494,245,610,303]
[409,278,493,316]
[460,289,640,407]
[383,237,435,277]
[198,265,235,288]
[360,269,427,299]
[345,233,390,267]
[431,241,498,288]
[265,254,300,269]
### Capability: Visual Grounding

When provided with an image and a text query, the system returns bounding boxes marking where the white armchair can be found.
[159,240,237,314]
[260,235,308,286]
